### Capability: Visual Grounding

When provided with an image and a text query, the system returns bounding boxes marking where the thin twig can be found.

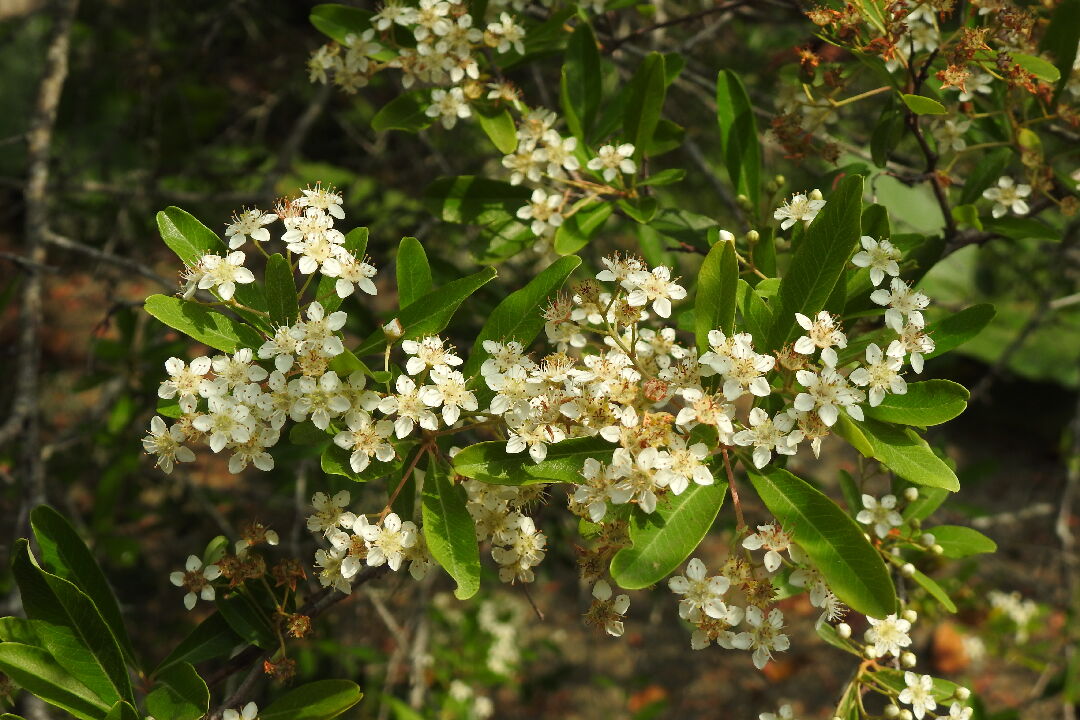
[43,230,175,289]
[605,1,751,52]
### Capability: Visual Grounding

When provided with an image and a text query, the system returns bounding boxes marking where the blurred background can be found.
[1,1,1078,718]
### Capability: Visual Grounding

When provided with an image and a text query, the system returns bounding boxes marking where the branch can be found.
[605,1,752,52]
[42,230,175,289]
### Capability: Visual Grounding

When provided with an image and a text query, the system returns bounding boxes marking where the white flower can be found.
[932,118,971,152]
[898,672,937,719]
[591,580,630,637]
[983,176,1031,218]
[793,368,864,426]
[158,356,212,412]
[864,613,913,658]
[887,322,936,374]
[856,494,903,538]
[142,416,196,474]
[667,558,731,622]
[733,408,802,469]
[611,446,667,514]
[225,209,277,249]
[402,335,463,376]
[297,183,345,220]
[197,252,254,301]
[372,0,416,30]
[655,437,713,494]
[421,368,478,424]
[946,702,973,719]
[793,311,847,367]
[516,188,564,237]
[222,702,259,720]
[486,12,525,54]
[362,513,418,571]
[849,343,907,406]
[713,337,776,401]
[169,555,221,610]
[759,705,796,720]
[742,523,795,573]
[851,235,902,286]
[307,490,351,535]
[732,606,790,669]
[954,71,993,101]
[335,254,378,298]
[426,86,471,129]
[625,266,687,319]
[378,374,440,437]
[587,143,636,183]
[334,411,396,472]
[574,458,628,522]
[870,277,930,332]
[193,397,254,452]
[541,131,580,176]
[774,191,825,230]
[291,301,347,357]
[505,421,564,463]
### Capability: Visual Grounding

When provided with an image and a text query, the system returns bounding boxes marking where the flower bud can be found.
[809,188,824,201]
[900,710,913,720]
[955,687,971,701]
[383,318,404,340]
[932,544,944,556]
[901,562,915,577]
[774,174,786,187]
[717,229,736,244]
[920,533,936,546]
[737,194,752,211]
[904,487,920,502]
[902,609,918,623]
[901,651,917,667]
[745,230,760,244]
[891,547,902,556]
[837,622,851,639]
[884,704,900,718]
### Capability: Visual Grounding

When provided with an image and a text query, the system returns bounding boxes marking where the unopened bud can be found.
[901,562,916,577]
[717,229,736,244]
[932,544,944,556]
[809,188,824,201]
[902,609,918,623]
[891,547,902,556]
[955,687,971,701]
[884,704,900,718]
[745,229,760,243]
[774,174,786,187]
[383,318,404,340]
[900,710,913,720]
[904,487,920,502]
[920,533,936,546]
[901,651,917,667]
[837,622,851,639]
[736,194,752,211]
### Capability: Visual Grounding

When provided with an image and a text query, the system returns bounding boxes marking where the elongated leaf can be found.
[310,4,374,44]
[262,680,363,720]
[153,613,243,676]
[321,442,403,483]
[157,206,225,267]
[145,662,209,720]
[144,295,264,353]
[0,617,38,645]
[29,506,137,668]
[923,303,996,359]
[747,468,897,618]
[902,486,949,522]
[610,481,727,590]
[716,70,761,208]
[424,176,531,225]
[476,106,518,154]
[764,175,863,350]
[1013,52,1060,83]
[353,267,497,355]
[453,437,614,485]
[901,93,946,115]
[623,53,666,163]
[317,227,369,314]
[372,90,433,133]
[864,380,969,426]
[930,525,997,558]
[553,202,612,255]
[215,592,277,650]
[888,557,956,612]
[12,540,132,705]
[835,416,959,491]
[104,702,139,720]
[736,279,772,342]
[1041,0,1080,100]
[396,237,432,309]
[464,255,581,378]
[264,254,299,326]
[422,459,481,600]
[0,643,110,720]
[695,237,738,353]
[561,21,601,141]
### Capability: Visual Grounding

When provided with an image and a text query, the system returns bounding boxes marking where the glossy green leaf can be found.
[716,69,761,208]
[11,540,132,705]
[902,486,949,522]
[215,592,277,649]
[1041,0,1080,100]
[922,303,996,359]
[262,680,363,720]
[372,90,434,133]
[29,505,137,668]
[453,437,615,485]
[638,168,686,187]
[1013,52,1061,83]
[476,106,518,154]
[464,255,580,378]
[423,176,532,256]
[321,442,402,483]
[0,643,110,720]
[104,701,139,720]
[695,237,738,353]
[835,416,960,491]
[264,253,299,326]
[617,196,658,224]
[145,662,208,720]
[153,613,243,676]
[561,21,601,141]
[353,267,498,355]
[863,380,969,426]
[623,52,666,163]
[764,175,863,351]
[889,557,957,612]
[396,237,432,309]
[553,202,612,255]
[930,525,997,558]
[747,468,897,618]
[610,481,727,590]
[156,206,225,267]
[0,617,39,646]
[736,279,772,342]
[873,669,963,700]
[317,227,369,314]
[422,459,481,600]
[310,4,373,44]
[144,295,264,353]
[901,93,946,115]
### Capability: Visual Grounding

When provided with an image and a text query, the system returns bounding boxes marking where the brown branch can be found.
[605,1,751,52]
[42,230,175,289]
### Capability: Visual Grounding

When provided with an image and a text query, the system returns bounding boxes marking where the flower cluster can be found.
[462,478,547,584]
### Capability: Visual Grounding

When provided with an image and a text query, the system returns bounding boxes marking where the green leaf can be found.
[617,196,658,223]
[863,380,969,426]
[695,237,738,353]
[958,148,1011,206]
[464,255,581,378]
[747,468,897,618]
[423,176,533,257]
[922,303,996,359]
[29,506,138,668]
[0,617,39,645]
[153,613,243,676]
[265,253,299,327]
[889,557,957,612]
[638,168,686,187]
[609,482,727,590]
[764,175,863,350]
[262,680,363,720]
[145,662,209,720]
[11,540,133,705]
[902,486,949,522]
[645,119,685,156]
[310,4,374,44]
[736,279,772,342]
[156,206,225,267]
[835,416,960,491]
[422,459,481,600]
[353,267,497,355]
[553,202,612,255]
[871,105,905,168]
[561,21,601,141]
[144,295,264,354]
[396,237,432,309]
[453,437,614,485]
[215,592,277,650]
[317,227,369,314]
[930,525,997,558]
[873,669,963,701]
[1013,52,1061,83]
[715,69,761,208]
[901,93,947,115]
[372,90,434,133]
[1040,0,1080,100]
[623,52,667,163]
[476,106,518,154]
[321,442,402,483]
[0,643,110,720]
[104,701,139,720]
